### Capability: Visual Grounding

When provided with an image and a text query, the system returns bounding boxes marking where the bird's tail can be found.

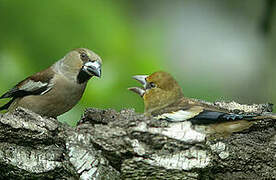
[221,114,255,121]
[250,113,276,120]
[222,113,276,121]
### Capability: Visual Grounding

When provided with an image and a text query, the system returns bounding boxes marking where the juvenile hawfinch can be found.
[129,71,275,134]
[0,48,102,118]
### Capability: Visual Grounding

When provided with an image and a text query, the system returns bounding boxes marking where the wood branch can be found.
[0,108,119,180]
[0,101,275,179]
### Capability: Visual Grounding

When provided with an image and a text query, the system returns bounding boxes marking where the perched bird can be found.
[129,71,275,134]
[0,48,102,118]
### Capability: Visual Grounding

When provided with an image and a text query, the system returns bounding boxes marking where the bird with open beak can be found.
[0,48,102,118]
[129,71,275,134]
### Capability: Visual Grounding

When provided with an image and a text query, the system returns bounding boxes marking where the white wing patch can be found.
[157,110,198,122]
[20,80,48,91]
[19,80,52,95]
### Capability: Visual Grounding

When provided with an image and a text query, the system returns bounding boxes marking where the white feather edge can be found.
[40,85,53,95]
[19,80,53,95]
[156,110,199,122]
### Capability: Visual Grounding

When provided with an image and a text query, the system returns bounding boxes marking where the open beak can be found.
[128,75,148,97]
[83,60,102,77]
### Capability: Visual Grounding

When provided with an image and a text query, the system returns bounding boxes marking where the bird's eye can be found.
[80,53,88,60]
[149,82,156,88]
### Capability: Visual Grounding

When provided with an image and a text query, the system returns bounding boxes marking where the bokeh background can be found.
[0,0,275,126]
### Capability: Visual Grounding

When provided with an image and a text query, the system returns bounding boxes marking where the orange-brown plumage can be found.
[129,71,275,135]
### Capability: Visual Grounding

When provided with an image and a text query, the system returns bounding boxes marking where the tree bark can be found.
[0,101,275,179]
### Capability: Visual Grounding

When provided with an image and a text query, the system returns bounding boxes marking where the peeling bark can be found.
[0,101,275,179]
[0,108,119,180]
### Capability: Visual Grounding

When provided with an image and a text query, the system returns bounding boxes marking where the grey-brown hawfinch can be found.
[0,48,102,118]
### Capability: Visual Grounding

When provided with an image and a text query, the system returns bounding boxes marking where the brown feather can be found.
[151,97,229,116]
[17,67,54,89]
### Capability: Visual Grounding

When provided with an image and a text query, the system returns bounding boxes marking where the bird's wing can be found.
[154,98,256,125]
[0,68,54,110]
[156,106,256,124]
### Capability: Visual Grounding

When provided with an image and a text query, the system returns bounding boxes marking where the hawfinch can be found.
[129,71,274,133]
[0,48,102,118]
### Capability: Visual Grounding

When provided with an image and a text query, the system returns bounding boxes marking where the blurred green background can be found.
[0,0,275,126]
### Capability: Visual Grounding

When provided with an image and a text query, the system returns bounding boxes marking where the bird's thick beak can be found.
[83,60,102,77]
[128,87,146,97]
[128,75,148,97]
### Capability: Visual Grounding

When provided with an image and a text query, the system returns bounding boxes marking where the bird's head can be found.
[129,71,183,113]
[58,48,102,83]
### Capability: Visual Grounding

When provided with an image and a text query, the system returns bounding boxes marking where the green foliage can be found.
[0,0,165,125]
[1,1,274,126]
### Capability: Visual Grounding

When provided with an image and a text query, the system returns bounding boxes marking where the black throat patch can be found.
[77,70,92,84]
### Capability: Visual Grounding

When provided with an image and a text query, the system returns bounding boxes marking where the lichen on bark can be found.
[0,101,275,179]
